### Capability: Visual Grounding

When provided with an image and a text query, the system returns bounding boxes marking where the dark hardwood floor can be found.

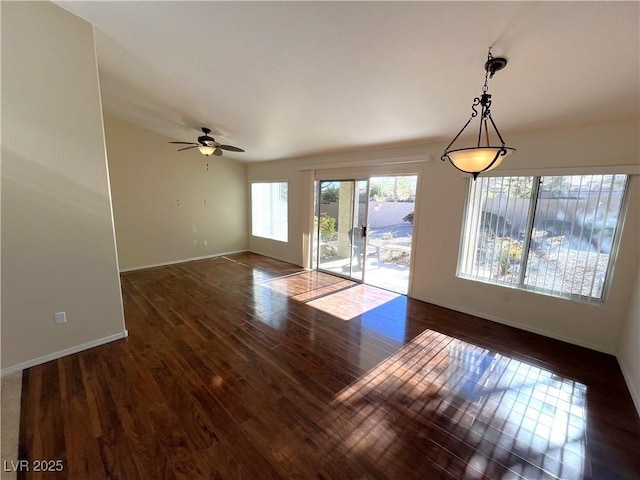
[17,252,640,479]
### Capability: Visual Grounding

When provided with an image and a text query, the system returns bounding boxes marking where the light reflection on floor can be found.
[306,285,400,321]
[259,271,401,321]
[326,329,587,480]
[258,271,355,301]
[256,270,587,478]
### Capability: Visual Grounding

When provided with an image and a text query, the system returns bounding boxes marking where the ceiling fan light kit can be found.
[441,48,516,179]
[197,145,216,156]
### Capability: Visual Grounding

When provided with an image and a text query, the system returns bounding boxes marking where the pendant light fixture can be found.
[441,48,515,179]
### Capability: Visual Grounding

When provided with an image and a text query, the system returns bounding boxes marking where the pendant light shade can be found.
[197,145,216,156]
[446,147,513,174]
[442,49,515,179]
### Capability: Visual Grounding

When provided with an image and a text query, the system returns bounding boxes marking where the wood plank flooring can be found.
[16,252,640,479]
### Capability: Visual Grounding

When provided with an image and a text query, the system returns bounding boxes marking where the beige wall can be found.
[104,116,248,271]
[619,259,640,415]
[247,121,639,354]
[1,2,126,372]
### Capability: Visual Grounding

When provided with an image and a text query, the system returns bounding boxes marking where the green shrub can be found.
[498,241,523,276]
[315,213,336,242]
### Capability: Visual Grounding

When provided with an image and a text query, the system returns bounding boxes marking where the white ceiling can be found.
[56,1,639,163]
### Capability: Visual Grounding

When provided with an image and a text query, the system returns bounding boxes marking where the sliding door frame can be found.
[305,162,425,297]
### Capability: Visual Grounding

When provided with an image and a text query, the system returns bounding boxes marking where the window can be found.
[459,174,628,301]
[251,182,288,242]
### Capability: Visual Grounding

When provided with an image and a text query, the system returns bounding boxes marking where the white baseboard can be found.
[617,355,640,418]
[415,296,615,355]
[119,250,248,272]
[245,249,302,267]
[0,330,129,377]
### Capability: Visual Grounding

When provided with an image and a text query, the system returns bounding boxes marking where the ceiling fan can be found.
[169,127,245,156]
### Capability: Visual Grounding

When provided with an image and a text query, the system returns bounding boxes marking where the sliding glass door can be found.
[315,180,369,281]
[313,175,418,294]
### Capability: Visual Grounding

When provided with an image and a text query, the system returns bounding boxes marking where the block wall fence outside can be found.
[318,201,415,228]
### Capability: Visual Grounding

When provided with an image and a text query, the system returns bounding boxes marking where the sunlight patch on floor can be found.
[306,285,400,321]
[326,328,587,479]
[260,271,356,302]
[260,271,401,321]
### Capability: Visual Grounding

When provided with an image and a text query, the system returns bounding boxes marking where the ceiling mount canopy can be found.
[441,48,515,179]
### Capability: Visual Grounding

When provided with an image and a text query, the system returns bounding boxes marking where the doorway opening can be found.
[312,175,417,295]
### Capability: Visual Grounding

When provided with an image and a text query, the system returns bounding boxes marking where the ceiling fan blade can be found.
[218,145,245,152]
[169,141,198,145]
[213,148,223,156]
[177,145,199,152]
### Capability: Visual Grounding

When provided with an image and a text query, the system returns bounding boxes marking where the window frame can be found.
[457,174,630,303]
[250,181,289,243]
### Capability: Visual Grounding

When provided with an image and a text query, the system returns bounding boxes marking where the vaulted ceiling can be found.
[56,1,639,162]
